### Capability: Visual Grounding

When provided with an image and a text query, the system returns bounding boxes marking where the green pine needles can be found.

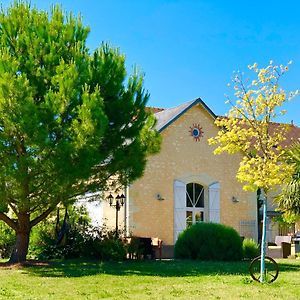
[0,1,161,262]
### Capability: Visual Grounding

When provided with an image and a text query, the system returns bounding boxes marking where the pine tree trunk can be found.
[9,213,30,263]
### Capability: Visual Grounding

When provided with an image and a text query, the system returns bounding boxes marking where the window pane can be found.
[186,211,193,228]
[194,184,204,208]
[195,211,204,222]
[186,183,193,207]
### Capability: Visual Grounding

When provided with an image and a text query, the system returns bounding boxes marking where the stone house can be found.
[88,98,300,257]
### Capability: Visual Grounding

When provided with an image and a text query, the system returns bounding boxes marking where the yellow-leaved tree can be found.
[208,61,298,282]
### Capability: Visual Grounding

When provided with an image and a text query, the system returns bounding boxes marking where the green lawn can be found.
[0,259,299,299]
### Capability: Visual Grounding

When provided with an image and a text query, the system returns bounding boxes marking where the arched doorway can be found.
[174,180,220,242]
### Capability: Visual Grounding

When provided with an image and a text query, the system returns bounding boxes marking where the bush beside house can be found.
[242,238,260,260]
[174,222,243,261]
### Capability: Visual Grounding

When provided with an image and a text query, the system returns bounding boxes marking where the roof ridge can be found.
[155,98,216,132]
[155,99,195,113]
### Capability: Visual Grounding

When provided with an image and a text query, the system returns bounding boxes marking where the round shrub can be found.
[98,235,127,261]
[242,238,259,260]
[174,222,243,261]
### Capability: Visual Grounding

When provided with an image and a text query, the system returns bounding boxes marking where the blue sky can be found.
[2,0,300,125]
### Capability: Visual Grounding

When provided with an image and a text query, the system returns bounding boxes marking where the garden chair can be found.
[267,235,292,258]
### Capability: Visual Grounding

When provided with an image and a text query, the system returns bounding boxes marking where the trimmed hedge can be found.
[174,222,243,261]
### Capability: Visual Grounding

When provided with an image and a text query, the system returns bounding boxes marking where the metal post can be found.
[107,193,124,238]
[260,193,267,283]
[115,201,119,237]
[125,186,129,236]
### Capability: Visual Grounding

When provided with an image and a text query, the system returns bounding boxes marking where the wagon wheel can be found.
[249,256,279,283]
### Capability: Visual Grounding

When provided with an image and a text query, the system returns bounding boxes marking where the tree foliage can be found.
[208,62,298,193]
[276,142,300,215]
[209,62,299,282]
[0,1,161,262]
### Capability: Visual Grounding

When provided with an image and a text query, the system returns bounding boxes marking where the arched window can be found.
[186,183,204,227]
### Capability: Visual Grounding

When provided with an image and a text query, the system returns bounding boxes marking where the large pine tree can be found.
[0,2,160,263]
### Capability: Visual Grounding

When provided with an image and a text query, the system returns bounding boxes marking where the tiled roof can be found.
[153,98,300,146]
[217,116,300,147]
[146,107,165,114]
[154,98,216,132]
[271,123,300,147]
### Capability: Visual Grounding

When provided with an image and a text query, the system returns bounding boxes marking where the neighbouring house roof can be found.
[146,107,165,114]
[153,97,300,146]
[277,123,300,147]
[154,98,216,132]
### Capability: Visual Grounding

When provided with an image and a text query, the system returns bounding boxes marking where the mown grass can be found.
[0,259,299,299]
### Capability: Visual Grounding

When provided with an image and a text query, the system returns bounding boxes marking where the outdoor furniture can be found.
[127,236,163,259]
[267,235,292,258]
[151,237,163,260]
[293,232,300,253]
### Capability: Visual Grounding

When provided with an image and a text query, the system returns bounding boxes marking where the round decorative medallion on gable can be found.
[189,124,204,141]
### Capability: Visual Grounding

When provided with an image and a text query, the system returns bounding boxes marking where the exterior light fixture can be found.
[107,193,125,236]
[232,196,239,203]
[156,193,165,201]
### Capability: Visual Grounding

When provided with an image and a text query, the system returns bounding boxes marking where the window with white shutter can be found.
[209,182,220,223]
[174,180,186,242]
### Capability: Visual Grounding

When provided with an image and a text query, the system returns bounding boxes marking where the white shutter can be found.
[174,180,186,243]
[209,182,220,223]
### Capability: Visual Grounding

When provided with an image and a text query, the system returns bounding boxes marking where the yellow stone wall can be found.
[128,103,257,246]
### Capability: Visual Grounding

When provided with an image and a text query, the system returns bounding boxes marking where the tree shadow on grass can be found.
[275,260,300,272]
[4,258,299,278]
